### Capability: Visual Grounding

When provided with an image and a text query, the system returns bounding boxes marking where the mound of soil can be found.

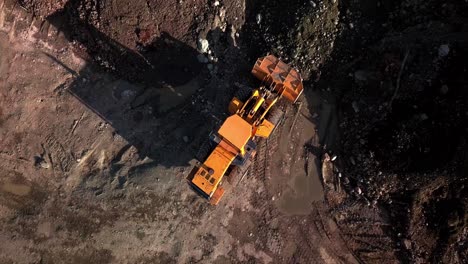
[247,0,468,262]
[316,0,468,262]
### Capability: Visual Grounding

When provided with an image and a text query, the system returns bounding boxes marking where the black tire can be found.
[268,107,284,127]
[227,159,252,186]
[227,166,241,186]
[196,138,213,162]
[234,85,253,102]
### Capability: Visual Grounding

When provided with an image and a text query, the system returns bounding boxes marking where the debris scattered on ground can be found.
[0,0,467,263]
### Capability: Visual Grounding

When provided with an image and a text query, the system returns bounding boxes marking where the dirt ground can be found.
[1,0,467,263]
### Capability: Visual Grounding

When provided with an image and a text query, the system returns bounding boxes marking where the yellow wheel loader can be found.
[186,55,304,205]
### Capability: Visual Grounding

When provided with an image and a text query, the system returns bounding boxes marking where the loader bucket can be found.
[252,55,304,103]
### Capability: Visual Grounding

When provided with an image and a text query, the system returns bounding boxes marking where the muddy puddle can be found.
[0,171,45,211]
[278,159,324,215]
[1,181,31,196]
[0,32,9,77]
[275,103,325,215]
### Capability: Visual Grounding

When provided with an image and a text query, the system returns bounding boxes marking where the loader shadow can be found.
[45,3,206,167]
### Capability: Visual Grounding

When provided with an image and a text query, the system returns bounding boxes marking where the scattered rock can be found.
[352,101,359,113]
[354,70,370,82]
[440,84,449,94]
[438,44,450,58]
[198,38,210,53]
[197,54,209,63]
[420,113,429,121]
[404,239,411,249]
[256,14,262,24]
[355,187,362,195]
[34,156,50,169]
[40,161,50,169]
[121,89,136,99]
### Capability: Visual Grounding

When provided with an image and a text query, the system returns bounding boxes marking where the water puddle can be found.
[1,181,31,196]
[278,157,324,215]
[277,111,324,215]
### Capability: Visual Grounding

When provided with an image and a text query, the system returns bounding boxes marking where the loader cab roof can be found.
[218,114,252,152]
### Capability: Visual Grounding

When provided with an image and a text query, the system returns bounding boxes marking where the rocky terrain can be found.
[0,0,467,263]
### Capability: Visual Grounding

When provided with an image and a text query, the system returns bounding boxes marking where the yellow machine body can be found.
[187,55,303,205]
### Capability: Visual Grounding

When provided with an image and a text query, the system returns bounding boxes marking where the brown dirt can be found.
[1,0,467,263]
